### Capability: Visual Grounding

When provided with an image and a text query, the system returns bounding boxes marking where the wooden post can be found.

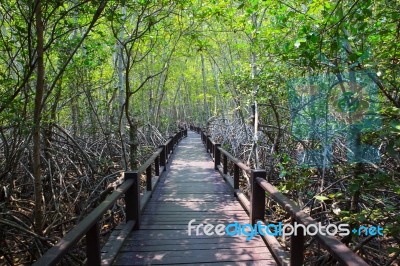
[155,156,160,176]
[290,217,305,266]
[233,164,239,190]
[125,171,140,229]
[206,135,211,153]
[159,145,166,170]
[214,144,221,170]
[223,154,228,175]
[146,165,152,191]
[86,222,101,265]
[169,136,173,154]
[250,169,266,225]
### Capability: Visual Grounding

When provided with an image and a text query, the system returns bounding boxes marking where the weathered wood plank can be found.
[141,213,249,219]
[178,261,276,266]
[113,247,273,265]
[109,132,275,265]
[143,202,245,212]
[125,230,265,239]
[151,194,236,202]
[154,187,232,193]
[118,241,268,252]
[105,235,265,247]
[101,221,135,265]
[139,219,249,225]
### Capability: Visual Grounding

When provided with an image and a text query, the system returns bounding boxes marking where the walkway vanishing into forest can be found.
[102,131,276,265]
[35,129,368,266]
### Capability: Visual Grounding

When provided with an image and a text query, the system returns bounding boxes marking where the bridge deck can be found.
[105,132,276,265]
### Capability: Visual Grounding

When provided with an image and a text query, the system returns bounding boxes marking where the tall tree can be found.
[32,0,45,235]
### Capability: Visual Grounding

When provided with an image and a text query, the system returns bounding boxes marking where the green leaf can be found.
[314,195,329,201]
[250,0,259,8]
[390,120,400,131]
[294,38,306,49]
[387,247,400,254]
[349,183,360,193]
[355,214,366,222]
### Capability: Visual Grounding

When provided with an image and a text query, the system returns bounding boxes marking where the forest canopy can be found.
[0,0,399,265]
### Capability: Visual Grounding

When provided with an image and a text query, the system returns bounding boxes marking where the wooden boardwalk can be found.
[107,131,276,265]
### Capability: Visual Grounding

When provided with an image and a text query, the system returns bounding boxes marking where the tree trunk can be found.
[201,53,209,122]
[117,4,127,169]
[33,0,45,235]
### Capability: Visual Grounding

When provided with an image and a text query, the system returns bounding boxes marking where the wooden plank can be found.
[141,212,249,218]
[144,201,243,207]
[143,202,245,212]
[154,187,231,194]
[113,247,274,265]
[101,221,135,265]
[151,194,236,202]
[140,219,249,225]
[105,236,265,247]
[236,190,251,213]
[161,177,222,183]
[140,215,249,223]
[109,132,275,265]
[123,230,268,241]
[118,241,268,252]
[256,220,290,266]
[140,223,267,230]
[155,183,229,188]
[111,232,243,242]
[182,261,276,266]
[141,211,249,216]
[141,211,248,217]
[105,237,265,252]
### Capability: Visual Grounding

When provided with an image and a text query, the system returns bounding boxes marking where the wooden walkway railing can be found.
[33,129,187,266]
[190,125,368,266]
[107,130,275,265]
[34,124,368,265]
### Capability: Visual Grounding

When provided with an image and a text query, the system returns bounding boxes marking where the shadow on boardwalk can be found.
[106,131,276,265]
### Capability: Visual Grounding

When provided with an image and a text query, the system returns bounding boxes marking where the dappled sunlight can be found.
[112,132,276,265]
[170,160,212,169]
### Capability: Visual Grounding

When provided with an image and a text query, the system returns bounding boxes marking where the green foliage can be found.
[1,0,399,263]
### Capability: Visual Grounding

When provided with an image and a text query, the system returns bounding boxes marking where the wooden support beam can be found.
[125,171,140,230]
[250,169,266,225]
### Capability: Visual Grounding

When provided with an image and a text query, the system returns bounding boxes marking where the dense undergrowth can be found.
[206,115,400,265]
[0,125,169,265]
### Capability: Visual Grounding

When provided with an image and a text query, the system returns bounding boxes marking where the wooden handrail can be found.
[137,147,163,174]
[218,147,251,172]
[256,177,368,266]
[33,128,187,266]
[189,125,201,134]
[199,130,368,266]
